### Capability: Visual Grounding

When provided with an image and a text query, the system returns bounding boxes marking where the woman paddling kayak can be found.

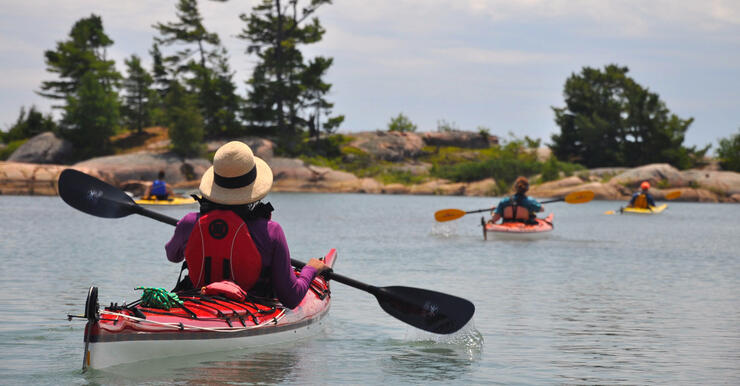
[165,141,329,308]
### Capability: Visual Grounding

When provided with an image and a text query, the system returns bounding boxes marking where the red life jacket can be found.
[184,210,262,291]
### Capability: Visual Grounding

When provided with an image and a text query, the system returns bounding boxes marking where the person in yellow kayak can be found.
[488,176,544,225]
[144,170,174,200]
[627,181,656,209]
[164,141,329,308]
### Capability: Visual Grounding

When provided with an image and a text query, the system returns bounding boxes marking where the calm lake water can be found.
[1,193,738,385]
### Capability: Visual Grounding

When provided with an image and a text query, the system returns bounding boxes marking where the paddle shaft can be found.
[133,205,179,226]
[289,259,376,293]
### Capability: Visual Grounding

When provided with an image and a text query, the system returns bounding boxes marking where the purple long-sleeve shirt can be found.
[165,212,317,309]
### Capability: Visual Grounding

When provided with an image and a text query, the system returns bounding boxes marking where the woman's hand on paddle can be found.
[307,258,330,274]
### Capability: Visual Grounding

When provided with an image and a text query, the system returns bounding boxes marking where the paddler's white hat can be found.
[199,141,273,205]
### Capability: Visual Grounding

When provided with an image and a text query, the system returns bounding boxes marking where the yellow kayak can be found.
[135,196,196,206]
[622,204,667,214]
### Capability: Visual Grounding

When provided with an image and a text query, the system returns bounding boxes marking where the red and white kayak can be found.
[79,249,337,370]
[483,214,554,240]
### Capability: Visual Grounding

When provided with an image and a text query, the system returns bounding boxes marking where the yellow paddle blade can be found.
[434,209,467,222]
[665,190,681,200]
[564,190,595,204]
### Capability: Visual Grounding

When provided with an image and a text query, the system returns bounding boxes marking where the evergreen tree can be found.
[716,129,740,172]
[148,43,170,126]
[551,64,704,169]
[164,82,204,157]
[122,55,155,134]
[387,113,417,133]
[149,43,171,98]
[301,56,344,141]
[154,0,242,138]
[4,106,57,142]
[210,47,245,138]
[60,71,120,159]
[38,15,120,105]
[239,0,340,151]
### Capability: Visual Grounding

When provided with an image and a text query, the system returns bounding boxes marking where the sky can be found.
[1,0,739,149]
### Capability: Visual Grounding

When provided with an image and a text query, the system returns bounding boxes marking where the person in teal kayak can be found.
[144,170,173,200]
[164,141,329,309]
[627,181,656,209]
[488,176,543,225]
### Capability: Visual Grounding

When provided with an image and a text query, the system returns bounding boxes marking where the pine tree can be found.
[154,0,242,138]
[239,0,341,152]
[61,71,120,159]
[122,55,155,134]
[551,64,703,168]
[301,56,344,141]
[38,15,120,105]
[164,82,204,157]
[4,106,57,142]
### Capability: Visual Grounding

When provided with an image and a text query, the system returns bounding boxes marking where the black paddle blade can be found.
[58,169,137,219]
[375,286,475,334]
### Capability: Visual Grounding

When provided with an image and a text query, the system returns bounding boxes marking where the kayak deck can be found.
[81,249,336,369]
[622,204,667,214]
[484,213,554,240]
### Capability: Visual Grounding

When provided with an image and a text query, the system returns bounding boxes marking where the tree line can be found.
[3,0,343,160]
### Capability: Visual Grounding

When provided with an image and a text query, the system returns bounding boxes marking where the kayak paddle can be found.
[435,190,594,222]
[604,190,682,215]
[58,169,475,334]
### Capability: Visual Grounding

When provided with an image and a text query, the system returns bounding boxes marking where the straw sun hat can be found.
[199,141,273,205]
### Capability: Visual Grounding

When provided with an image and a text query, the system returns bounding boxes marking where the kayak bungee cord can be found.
[99,309,287,332]
[135,287,183,310]
[116,290,286,327]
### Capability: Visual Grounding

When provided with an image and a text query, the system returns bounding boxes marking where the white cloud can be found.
[432,46,563,65]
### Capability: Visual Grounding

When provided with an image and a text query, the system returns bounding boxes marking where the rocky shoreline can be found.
[1,131,739,202]
[2,159,738,203]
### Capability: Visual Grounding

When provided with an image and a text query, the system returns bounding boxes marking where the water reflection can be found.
[86,347,302,384]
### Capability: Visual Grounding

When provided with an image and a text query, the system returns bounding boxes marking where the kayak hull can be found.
[82,249,336,369]
[84,306,329,369]
[484,213,554,240]
[134,197,197,206]
[622,204,667,214]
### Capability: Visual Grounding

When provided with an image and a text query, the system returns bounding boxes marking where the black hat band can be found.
[214,165,257,189]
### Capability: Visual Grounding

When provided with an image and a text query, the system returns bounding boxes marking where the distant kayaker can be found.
[488,176,543,225]
[164,141,330,309]
[144,170,173,200]
[627,181,656,209]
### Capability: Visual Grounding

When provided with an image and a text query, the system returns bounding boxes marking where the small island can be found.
[1,127,738,203]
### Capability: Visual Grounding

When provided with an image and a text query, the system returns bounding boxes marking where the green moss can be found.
[0,139,28,160]
[376,170,427,186]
